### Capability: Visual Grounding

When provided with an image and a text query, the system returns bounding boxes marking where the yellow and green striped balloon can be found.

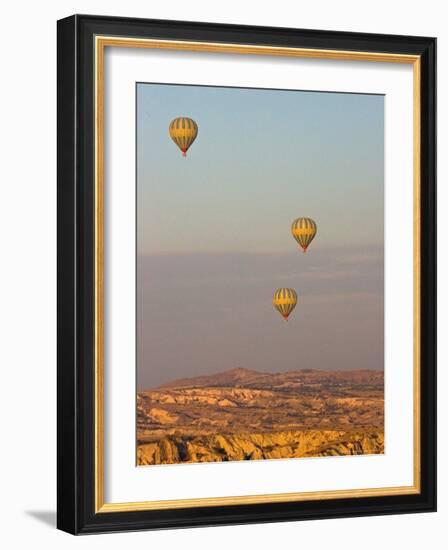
[169,117,198,157]
[291,217,317,253]
[273,288,298,320]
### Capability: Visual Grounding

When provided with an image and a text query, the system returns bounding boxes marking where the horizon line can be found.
[137,244,384,258]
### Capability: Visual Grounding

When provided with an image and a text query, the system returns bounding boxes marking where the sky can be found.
[136,83,384,390]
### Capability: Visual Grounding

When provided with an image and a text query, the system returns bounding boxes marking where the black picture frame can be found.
[57,14,436,534]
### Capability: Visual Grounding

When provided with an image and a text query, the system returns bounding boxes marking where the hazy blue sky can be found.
[136,83,384,389]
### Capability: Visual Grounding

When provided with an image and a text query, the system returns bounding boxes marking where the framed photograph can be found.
[57,15,436,534]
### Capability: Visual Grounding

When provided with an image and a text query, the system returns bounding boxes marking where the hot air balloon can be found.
[169,117,198,156]
[273,288,298,321]
[291,217,317,253]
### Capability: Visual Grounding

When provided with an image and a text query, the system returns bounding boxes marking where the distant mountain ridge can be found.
[156,367,383,391]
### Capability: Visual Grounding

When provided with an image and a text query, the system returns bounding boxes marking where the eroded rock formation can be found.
[137,368,384,466]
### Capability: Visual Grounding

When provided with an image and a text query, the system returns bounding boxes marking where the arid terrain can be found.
[137,368,384,466]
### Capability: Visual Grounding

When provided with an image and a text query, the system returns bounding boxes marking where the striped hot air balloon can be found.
[273,288,298,321]
[291,217,317,253]
[169,117,198,156]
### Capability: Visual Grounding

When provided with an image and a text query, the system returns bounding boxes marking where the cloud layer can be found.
[137,246,384,389]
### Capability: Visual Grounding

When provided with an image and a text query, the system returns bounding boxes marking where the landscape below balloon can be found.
[138,368,384,465]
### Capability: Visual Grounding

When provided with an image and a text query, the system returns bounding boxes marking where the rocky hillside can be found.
[138,429,384,465]
[137,368,384,466]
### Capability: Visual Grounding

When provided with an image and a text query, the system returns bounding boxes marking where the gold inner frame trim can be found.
[94,35,421,513]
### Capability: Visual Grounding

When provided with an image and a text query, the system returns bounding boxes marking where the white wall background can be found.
[0,1,444,547]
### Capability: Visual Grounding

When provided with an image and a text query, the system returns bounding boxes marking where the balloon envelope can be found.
[291,217,317,252]
[169,117,198,156]
[273,288,298,320]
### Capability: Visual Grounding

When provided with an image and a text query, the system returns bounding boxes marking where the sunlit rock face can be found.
[137,368,384,466]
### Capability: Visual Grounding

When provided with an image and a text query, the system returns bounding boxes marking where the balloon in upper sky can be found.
[291,217,317,252]
[273,288,298,321]
[169,117,198,156]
